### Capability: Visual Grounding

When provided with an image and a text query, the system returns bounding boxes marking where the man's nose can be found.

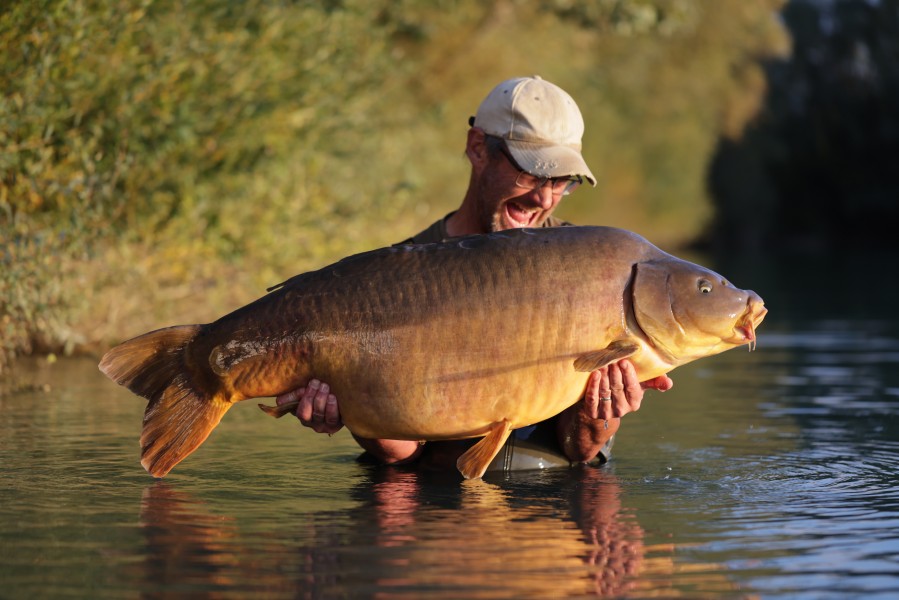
[529,183,557,210]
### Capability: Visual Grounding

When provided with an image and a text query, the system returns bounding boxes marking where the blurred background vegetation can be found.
[1,0,897,375]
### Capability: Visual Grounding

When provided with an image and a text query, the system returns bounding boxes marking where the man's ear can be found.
[466,127,489,167]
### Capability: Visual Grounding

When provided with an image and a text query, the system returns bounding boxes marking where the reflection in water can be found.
[138,484,241,597]
[135,468,690,598]
[5,250,899,598]
[353,468,645,599]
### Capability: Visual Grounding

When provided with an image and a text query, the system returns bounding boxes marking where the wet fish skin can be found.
[99,226,767,479]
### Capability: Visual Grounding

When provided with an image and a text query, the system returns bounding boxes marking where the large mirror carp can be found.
[99,226,767,479]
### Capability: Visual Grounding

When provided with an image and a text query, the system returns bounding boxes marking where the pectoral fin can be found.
[258,400,298,418]
[456,419,513,480]
[573,339,640,372]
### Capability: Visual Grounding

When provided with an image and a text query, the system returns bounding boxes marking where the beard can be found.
[479,194,554,232]
[474,183,505,233]
[473,164,556,232]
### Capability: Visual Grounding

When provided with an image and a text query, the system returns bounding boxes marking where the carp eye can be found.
[698,279,713,294]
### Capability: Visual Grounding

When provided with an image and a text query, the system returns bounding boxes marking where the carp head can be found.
[631,258,767,365]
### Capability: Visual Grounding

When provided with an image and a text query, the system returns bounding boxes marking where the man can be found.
[277,76,673,471]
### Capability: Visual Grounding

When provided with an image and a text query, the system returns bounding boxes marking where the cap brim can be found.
[506,141,596,186]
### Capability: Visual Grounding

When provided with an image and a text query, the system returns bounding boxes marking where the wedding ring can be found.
[600,397,612,402]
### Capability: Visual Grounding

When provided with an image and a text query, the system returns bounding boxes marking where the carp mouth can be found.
[734,301,768,351]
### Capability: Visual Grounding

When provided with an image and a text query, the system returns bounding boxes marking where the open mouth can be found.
[504,202,540,228]
[735,304,768,351]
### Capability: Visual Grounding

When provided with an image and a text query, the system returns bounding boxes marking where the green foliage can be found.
[542,0,699,35]
[2,0,409,244]
[0,0,792,373]
[1,0,421,373]
[0,233,76,368]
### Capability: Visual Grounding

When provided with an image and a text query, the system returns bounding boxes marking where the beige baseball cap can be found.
[472,75,596,186]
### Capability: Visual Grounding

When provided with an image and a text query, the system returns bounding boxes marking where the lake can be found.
[2,249,899,599]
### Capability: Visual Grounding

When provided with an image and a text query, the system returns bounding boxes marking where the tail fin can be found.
[99,325,233,478]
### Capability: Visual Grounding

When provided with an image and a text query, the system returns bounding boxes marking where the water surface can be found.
[2,250,899,598]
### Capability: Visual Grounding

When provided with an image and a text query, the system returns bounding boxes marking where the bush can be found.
[0,0,423,373]
[0,0,790,374]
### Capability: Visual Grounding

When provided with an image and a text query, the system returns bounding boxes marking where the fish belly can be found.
[335,350,593,441]
[298,298,610,441]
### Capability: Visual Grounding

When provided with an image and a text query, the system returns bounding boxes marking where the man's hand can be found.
[276,380,421,463]
[558,358,673,463]
[276,379,343,434]
[583,359,673,421]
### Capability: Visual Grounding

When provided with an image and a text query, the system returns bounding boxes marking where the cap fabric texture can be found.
[473,75,596,186]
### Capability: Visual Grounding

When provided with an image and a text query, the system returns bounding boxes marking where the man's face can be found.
[474,151,564,233]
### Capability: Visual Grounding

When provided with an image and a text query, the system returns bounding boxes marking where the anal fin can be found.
[456,419,513,480]
[573,339,640,372]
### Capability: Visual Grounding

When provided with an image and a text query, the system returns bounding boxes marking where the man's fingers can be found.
[276,387,304,406]
[607,363,630,418]
[594,366,613,421]
[324,394,341,427]
[641,375,674,392]
[584,369,604,419]
[312,381,330,419]
[587,360,651,422]
[621,360,644,408]
[595,367,612,421]
[297,380,320,423]
[284,380,343,434]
